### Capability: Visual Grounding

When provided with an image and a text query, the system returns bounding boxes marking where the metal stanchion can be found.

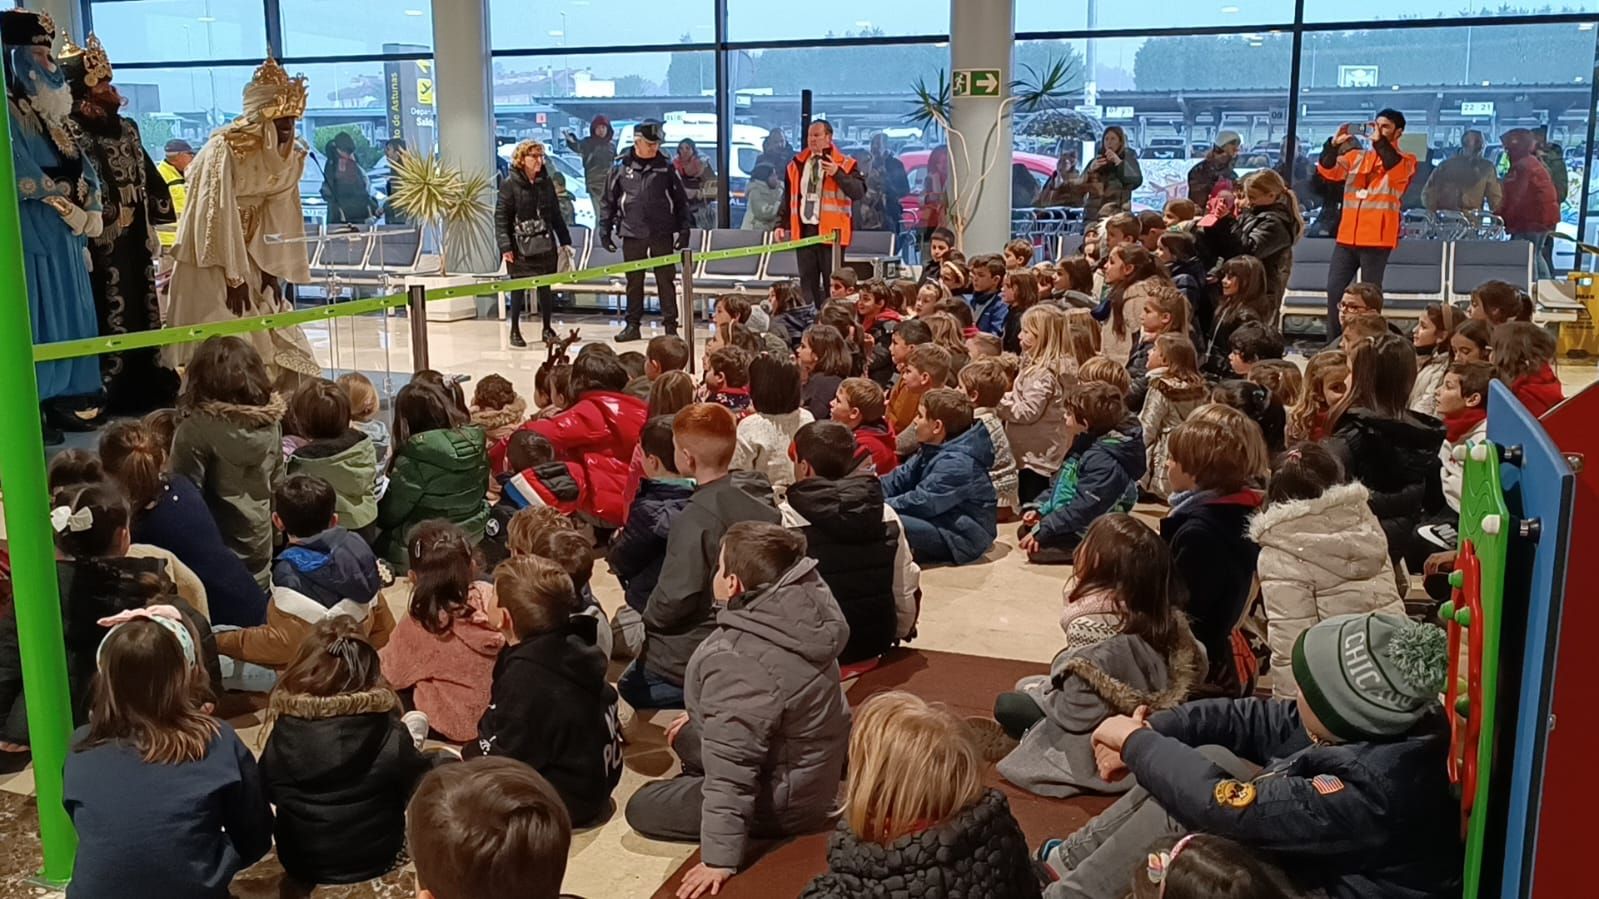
[681,246,697,374]
[407,283,430,372]
[830,228,844,275]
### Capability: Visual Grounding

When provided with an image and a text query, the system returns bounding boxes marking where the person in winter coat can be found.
[1156,231,1213,341]
[1040,613,1461,899]
[1250,445,1405,700]
[675,138,718,229]
[626,523,851,897]
[741,163,783,231]
[1186,131,1241,203]
[1084,126,1143,217]
[1199,169,1303,308]
[376,382,492,571]
[100,420,268,628]
[774,120,869,307]
[497,140,575,347]
[960,360,1021,516]
[599,121,692,342]
[320,132,378,225]
[732,354,814,498]
[628,404,780,710]
[829,376,898,476]
[469,556,623,828]
[992,515,1202,797]
[782,422,920,665]
[260,619,435,891]
[1421,129,1501,215]
[216,475,393,679]
[999,305,1077,503]
[1323,333,1445,564]
[801,692,1040,899]
[1436,361,1492,514]
[284,378,380,540]
[607,418,696,660]
[1139,335,1209,500]
[1499,128,1560,279]
[564,115,616,200]
[469,374,528,503]
[495,350,648,528]
[1160,407,1267,696]
[378,521,504,742]
[1036,149,1093,210]
[170,336,287,595]
[880,389,998,566]
[1019,383,1145,565]
[1318,111,1419,340]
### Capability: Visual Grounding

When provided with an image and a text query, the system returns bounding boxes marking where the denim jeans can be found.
[617,660,686,710]
[211,626,279,693]
[897,514,956,565]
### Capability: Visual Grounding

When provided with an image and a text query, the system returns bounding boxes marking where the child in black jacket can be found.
[607,416,695,659]
[470,555,623,828]
[260,617,436,892]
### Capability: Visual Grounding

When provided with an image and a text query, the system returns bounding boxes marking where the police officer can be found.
[600,120,691,343]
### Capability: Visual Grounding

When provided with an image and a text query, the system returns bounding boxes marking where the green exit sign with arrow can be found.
[953,68,1003,98]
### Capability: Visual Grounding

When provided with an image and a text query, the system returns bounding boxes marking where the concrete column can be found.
[430,0,496,274]
[32,0,84,45]
[949,0,1014,250]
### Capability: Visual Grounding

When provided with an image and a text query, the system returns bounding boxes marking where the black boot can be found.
[614,324,643,343]
[542,327,559,345]
[44,400,98,433]
[41,413,63,447]
[509,324,526,348]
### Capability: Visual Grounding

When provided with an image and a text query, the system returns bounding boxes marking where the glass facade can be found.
[79,0,1599,263]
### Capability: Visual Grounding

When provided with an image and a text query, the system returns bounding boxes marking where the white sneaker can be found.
[402,710,430,747]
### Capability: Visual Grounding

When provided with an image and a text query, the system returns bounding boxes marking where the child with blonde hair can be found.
[1140,333,1208,499]
[998,304,1076,503]
[798,692,1039,899]
[337,371,390,471]
[1078,356,1132,398]
[1287,350,1349,442]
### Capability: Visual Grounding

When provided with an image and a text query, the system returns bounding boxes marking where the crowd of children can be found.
[5,202,1560,898]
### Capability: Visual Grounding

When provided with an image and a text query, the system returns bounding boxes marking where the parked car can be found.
[897,148,1060,228]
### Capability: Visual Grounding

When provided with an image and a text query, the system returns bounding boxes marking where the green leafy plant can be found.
[907,57,1078,246]
[388,152,495,275]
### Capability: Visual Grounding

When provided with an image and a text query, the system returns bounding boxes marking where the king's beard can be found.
[29,81,73,124]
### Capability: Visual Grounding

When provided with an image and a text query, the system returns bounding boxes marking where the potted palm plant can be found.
[387,151,497,319]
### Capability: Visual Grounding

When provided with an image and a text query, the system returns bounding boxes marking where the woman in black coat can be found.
[1198,169,1303,309]
[496,140,574,347]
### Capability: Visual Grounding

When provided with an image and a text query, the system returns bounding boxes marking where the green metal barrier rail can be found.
[5,223,835,886]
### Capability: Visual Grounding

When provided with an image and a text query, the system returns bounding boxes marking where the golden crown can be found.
[61,33,113,87]
[247,55,309,119]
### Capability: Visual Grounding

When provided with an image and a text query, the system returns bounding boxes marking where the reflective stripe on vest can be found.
[787,151,855,244]
[1339,150,1403,248]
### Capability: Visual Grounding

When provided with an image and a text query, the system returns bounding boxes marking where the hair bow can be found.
[1145,834,1197,885]
[50,505,93,533]
[95,605,197,670]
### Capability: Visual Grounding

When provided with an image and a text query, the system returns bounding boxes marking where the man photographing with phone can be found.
[1317,108,1417,339]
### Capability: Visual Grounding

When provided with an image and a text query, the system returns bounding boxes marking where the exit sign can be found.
[953,68,1003,98]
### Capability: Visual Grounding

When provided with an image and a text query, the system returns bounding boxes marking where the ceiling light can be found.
[404,8,424,15]
[1221,5,1241,13]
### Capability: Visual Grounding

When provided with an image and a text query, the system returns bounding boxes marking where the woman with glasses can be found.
[495,140,573,347]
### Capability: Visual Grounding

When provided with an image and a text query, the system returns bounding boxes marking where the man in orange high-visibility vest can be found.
[1317,108,1417,339]
[775,119,867,307]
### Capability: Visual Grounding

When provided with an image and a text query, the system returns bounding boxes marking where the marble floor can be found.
[2,309,1595,898]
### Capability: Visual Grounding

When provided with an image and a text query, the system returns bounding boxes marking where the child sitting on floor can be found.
[626,522,850,897]
[215,475,392,691]
[1161,405,1267,696]
[1130,835,1297,899]
[407,759,572,899]
[260,618,433,894]
[376,382,492,571]
[959,358,1021,517]
[1250,443,1404,700]
[1139,334,1208,501]
[881,388,997,566]
[999,305,1075,505]
[285,379,380,542]
[1038,613,1460,899]
[1493,321,1564,416]
[1077,356,1131,400]
[338,371,391,475]
[628,404,780,710]
[1287,350,1348,442]
[829,376,898,475]
[891,344,953,457]
[608,417,696,661]
[1018,382,1145,565]
[704,346,754,417]
[1438,361,1494,514]
[64,611,273,898]
[471,375,528,502]
[468,556,622,829]
[990,514,1202,797]
[799,691,1039,899]
[782,421,921,666]
[511,525,613,662]
[378,520,504,742]
[733,354,814,497]
[1226,320,1286,378]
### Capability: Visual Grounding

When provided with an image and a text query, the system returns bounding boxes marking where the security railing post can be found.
[407,283,430,372]
[830,228,844,276]
[681,247,697,374]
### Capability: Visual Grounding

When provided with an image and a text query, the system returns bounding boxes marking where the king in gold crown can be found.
[243,56,309,120]
[60,33,113,88]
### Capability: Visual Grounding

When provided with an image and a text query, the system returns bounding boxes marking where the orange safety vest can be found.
[786,146,858,246]
[1317,146,1417,250]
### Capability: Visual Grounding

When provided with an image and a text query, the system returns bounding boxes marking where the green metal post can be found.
[0,93,78,882]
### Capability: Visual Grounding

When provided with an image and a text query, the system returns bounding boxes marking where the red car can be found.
[897,149,1060,229]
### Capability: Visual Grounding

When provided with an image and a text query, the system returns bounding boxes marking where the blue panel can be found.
[1486,381,1575,899]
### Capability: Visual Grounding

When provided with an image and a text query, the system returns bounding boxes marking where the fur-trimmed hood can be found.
[1148,374,1208,404]
[182,393,287,429]
[1052,619,1204,714]
[470,396,528,438]
[269,687,399,721]
[1248,481,1392,584]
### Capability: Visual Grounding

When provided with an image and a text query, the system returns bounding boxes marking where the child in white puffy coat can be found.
[1248,443,1405,699]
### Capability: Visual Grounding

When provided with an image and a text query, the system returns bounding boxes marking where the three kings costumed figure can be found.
[63,33,179,413]
[2,9,105,442]
[164,56,318,386]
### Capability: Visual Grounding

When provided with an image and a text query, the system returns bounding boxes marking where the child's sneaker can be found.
[401,710,430,747]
